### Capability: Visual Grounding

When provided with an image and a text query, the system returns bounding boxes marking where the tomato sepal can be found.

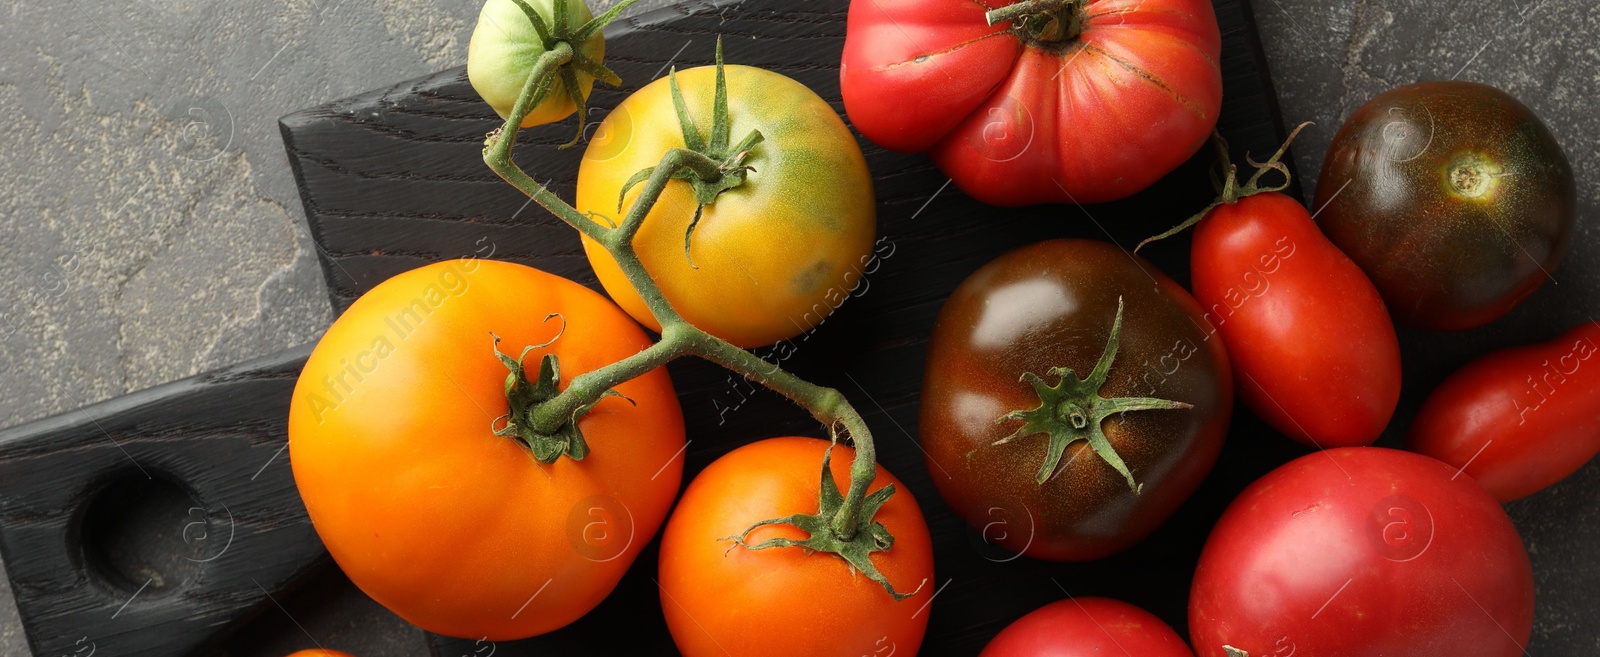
[618,38,764,268]
[723,445,924,601]
[1136,123,1309,252]
[991,297,1192,489]
[985,0,1088,45]
[490,328,633,463]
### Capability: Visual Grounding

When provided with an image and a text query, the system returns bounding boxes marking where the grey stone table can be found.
[0,0,1593,655]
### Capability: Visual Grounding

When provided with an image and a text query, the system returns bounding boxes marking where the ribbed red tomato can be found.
[841,0,1223,206]
[1190,192,1401,448]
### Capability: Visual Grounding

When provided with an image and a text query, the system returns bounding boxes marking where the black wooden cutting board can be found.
[0,345,324,657]
[277,0,1600,655]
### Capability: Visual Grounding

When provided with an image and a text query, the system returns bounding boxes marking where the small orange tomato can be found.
[657,436,934,657]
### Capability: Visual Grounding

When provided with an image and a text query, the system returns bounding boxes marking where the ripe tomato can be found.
[841,0,1222,206]
[920,239,1232,561]
[1191,192,1400,448]
[285,651,356,657]
[289,259,684,640]
[578,64,876,349]
[468,0,602,128]
[657,437,934,657]
[981,597,1193,657]
[1190,448,1534,657]
[1409,321,1600,502]
[1314,81,1576,331]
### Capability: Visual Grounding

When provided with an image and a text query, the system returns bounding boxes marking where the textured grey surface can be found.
[0,0,1595,655]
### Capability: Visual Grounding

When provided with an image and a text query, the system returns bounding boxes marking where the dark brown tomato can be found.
[1314,80,1575,331]
[920,239,1232,562]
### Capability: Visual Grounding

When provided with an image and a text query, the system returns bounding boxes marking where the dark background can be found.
[1,0,1595,655]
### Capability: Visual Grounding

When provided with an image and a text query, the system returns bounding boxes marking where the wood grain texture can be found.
[277,0,1599,655]
[0,345,322,657]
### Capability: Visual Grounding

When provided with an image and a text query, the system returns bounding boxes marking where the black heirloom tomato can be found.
[1314,81,1576,331]
[920,239,1232,561]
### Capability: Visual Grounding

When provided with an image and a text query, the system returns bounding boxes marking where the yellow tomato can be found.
[576,64,877,348]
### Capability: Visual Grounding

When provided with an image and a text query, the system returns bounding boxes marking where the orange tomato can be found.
[289,259,684,639]
[657,436,934,657]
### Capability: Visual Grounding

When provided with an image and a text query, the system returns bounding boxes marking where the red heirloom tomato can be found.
[657,437,934,657]
[921,239,1232,561]
[1190,448,1534,657]
[1191,191,1400,448]
[1409,321,1600,502]
[841,0,1223,206]
[289,259,685,640]
[981,597,1193,657]
[1314,81,1576,331]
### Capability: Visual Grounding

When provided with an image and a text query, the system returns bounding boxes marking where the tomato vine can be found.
[479,29,915,598]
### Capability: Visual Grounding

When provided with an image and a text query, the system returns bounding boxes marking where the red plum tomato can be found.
[1409,321,1600,502]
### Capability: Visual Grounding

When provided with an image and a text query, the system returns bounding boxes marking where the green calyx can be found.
[724,446,924,601]
[490,319,631,464]
[617,37,764,268]
[986,0,1086,45]
[992,297,1192,489]
[1136,122,1312,252]
[506,0,638,148]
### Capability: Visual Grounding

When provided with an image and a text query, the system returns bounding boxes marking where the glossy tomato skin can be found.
[1191,192,1400,448]
[1409,321,1600,502]
[658,437,934,657]
[980,597,1193,657]
[289,260,684,640]
[578,65,876,349]
[921,239,1232,561]
[1314,81,1575,331]
[1190,448,1534,657]
[467,0,602,128]
[842,0,1222,205]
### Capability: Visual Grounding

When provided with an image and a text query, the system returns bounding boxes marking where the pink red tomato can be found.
[1190,192,1400,448]
[1190,447,1533,657]
[1409,321,1600,502]
[841,0,1222,206]
[981,597,1192,657]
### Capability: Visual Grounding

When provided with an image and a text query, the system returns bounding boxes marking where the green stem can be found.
[1133,122,1311,252]
[987,0,1065,25]
[481,49,881,544]
[483,42,612,242]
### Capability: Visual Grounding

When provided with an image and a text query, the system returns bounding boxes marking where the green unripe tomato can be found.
[468,0,603,128]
